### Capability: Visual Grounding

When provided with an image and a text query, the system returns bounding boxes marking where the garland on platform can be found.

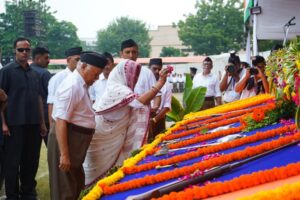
[163,102,275,141]
[82,94,276,200]
[183,94,274,119]
[238,181,300,200]
[152,162,300,200]
[123,124,295,174]
[101,131,300,195]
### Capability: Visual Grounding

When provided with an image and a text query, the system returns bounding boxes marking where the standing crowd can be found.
[0,37,269,200]
[0,37,172,200]
[191,52,269,110]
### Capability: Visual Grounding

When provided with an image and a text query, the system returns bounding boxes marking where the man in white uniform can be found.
[193,57,222,110]
[89,52,114,104]
[47,52,107,200]
[119,39,161,141]
[148,58,172,140]
[47,47,82,126]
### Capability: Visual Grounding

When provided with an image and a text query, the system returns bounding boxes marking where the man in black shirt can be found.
[30,47,52,145]
[0,37,47,200]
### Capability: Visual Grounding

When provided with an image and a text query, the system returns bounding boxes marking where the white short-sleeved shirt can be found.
[52,70,95,129]
[160,82,173,110]
[134,67,158,96]
[47,67,72,104]
[222,69,245,102]
[192,73,221,97]
[89,73,107,102]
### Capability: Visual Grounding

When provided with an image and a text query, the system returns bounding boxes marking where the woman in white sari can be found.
[83,59,168,185]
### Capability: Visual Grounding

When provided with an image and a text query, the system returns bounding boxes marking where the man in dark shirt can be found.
[0,37,47,200]
[0,89,7,190]
[30,47,52,145]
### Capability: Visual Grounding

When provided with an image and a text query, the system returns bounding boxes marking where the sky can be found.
[0,0,198,38]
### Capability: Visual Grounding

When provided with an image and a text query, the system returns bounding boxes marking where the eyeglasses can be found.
[16,48,31,53]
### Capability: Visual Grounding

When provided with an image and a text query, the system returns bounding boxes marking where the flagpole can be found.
[252,0,258,56]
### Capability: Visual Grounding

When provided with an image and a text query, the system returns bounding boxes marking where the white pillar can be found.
[246,30,251,64]
[252,0,258,55]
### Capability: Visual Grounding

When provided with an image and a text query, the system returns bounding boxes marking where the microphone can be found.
[286,16,296,26]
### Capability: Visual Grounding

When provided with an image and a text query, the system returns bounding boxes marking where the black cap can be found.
[121,39,138,51]
[190,67,197,73]
[251,55,265,66]
[80,52,108,68]
[65,47,82,57]
[149,58,162,66]
[203,57,213,63]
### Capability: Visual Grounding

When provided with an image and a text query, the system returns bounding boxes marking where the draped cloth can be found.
[83,60,150,185]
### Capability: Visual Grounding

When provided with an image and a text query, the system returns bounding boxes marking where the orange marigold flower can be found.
[252,109,265,122]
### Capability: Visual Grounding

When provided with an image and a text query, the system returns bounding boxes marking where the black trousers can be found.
[4,125,42,200]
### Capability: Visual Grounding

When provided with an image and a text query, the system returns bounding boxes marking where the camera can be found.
[227,65,235,73]
[249,68,258,75]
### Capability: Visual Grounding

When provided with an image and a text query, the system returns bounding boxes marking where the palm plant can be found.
[167,74,207,122]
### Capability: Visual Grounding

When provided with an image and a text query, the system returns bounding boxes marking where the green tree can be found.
[178,0,244,55]
[160,46,186,57]
[96,17,151,57]
[0,0,81,60]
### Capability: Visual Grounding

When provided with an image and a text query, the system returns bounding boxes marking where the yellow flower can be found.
[296,60,300,70]
[284,84,291,100]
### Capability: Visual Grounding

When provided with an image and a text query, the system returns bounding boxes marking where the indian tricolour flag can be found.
[244,0,253,23]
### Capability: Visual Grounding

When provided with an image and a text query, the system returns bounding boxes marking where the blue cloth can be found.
[101,122,300,200]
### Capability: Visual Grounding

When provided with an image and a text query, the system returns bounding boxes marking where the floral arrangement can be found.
[266,36,300,128]
[240,99,295,132]
[82,94,299,200]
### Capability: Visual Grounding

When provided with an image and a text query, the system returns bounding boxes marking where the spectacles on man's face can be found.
[16,48,31,53]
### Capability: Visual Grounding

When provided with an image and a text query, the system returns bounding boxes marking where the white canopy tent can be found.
[245,0,300,60]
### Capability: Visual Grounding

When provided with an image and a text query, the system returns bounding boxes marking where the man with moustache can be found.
[0,37,47,199]
[31,47,51,145]
[193,57,222,110]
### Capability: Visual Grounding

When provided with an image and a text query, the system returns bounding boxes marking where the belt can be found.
[68,123,95,135]
[204,96,215,101]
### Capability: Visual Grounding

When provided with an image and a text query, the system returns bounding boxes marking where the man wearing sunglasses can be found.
[0,37,47,199]
[47,46,82,127]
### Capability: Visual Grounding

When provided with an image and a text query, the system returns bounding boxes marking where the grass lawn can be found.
[36,143,50,200]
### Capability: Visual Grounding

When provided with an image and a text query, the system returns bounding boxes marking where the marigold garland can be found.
[184,94,275,120]
[238,181,300,200]
[152,162,300,200]
[170,102,275,133]
[123,125,295,174]
[164,103,276,141]
[83,94,276,200]
[101,131,300,195]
